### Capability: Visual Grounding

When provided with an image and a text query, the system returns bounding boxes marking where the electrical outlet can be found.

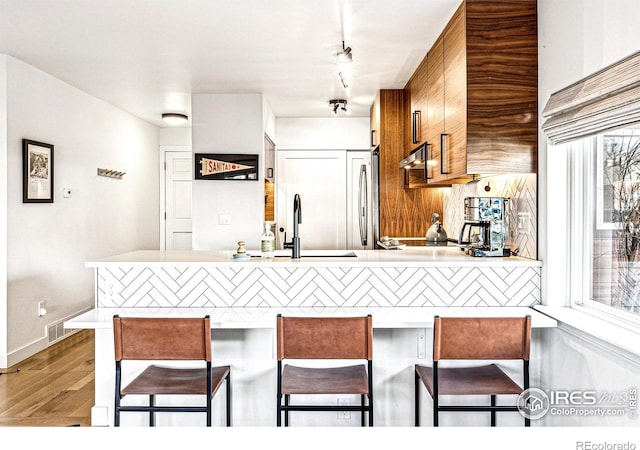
[338,398,350,419]
[417,328,426,359]
[517,212,530,233]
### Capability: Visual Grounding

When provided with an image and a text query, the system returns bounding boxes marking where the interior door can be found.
[276,150,347,250]
[164,151,193,250]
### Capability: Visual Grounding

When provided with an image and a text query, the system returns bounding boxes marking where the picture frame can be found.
[194,153,259,181]
[22,139,54,203]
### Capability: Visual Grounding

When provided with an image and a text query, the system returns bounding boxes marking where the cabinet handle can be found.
[440,133,450,174]
[412,111,421,144]
[425,143,432,180]
[371,129,376,147]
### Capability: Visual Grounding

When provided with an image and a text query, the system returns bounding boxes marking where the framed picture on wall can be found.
[22,139,54,203]
[194,153,259,180]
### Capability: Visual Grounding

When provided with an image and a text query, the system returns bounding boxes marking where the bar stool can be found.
[276,314,374,426]
[415,315,531,426]
[112,315,231,426]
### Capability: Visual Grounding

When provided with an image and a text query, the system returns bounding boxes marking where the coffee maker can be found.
[458,197,510,257]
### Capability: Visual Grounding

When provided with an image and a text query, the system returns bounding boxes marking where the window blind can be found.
[542,50,640,145]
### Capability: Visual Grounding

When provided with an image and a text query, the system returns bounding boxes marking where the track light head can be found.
[337,41,353,64]
[329,99,348,114]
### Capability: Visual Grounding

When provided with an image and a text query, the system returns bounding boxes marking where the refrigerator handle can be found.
[359,163,368,246]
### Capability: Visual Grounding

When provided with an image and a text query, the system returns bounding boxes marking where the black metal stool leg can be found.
[491,395,496,426]
[276,393,282,427]
[414,370,420,426]
[149,394,155,427]
[225,372,231,426]
[433,394,439,427]
[284,394,290,427]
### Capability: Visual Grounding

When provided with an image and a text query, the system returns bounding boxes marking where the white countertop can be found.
[65,306,557,330]
[86,248,541,268]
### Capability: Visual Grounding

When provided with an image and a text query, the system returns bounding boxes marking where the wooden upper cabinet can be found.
[404,0,537,186]
[426,36,445,183]
[403,60,427,154]
[464,0,538,175]
[442,4,469,182]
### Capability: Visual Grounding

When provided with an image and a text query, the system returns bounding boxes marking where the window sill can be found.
[533,305,640,363]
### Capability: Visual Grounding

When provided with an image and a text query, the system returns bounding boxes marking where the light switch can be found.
[219,214,231,225]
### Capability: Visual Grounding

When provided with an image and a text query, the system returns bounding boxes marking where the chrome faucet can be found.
[284,193,302,259]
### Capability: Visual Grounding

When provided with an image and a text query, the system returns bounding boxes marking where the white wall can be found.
[191,94,270,251]
[159,127,192,146]
[538,0,640,425]
[1,56,159,366]
[0,56,8,364]
[275,117,370,150]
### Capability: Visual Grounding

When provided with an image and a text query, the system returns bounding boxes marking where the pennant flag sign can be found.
[194,153,259,180]
[200,158,254,176]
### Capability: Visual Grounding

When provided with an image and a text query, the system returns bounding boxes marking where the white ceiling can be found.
[0,0,460,127]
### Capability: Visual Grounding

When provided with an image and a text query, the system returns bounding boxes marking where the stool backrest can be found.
[113,316,211,362]
[277,315,373,360]
[433,316,531,361]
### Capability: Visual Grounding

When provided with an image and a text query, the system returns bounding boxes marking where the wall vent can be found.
[47,321,68,343]
[46,308,90,344]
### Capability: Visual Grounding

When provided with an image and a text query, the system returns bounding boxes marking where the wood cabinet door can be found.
[404,83,415,152]
[370,93,380,148]
[443,3,467,180]
[409,55,429,149]
[426,36,445,184]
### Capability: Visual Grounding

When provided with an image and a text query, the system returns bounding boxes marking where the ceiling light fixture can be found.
[329,99,348,114]
[162,113,189,125]
[337,41,353,64]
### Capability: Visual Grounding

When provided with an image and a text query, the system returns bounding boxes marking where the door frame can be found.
[159,145,192,250]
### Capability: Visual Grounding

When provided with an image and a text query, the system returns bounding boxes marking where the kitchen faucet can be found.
[284,194,301,259]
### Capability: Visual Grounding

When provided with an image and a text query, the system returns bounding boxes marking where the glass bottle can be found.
[260,222,275,259]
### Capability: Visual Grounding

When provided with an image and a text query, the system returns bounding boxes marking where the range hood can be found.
[399,143,426,169]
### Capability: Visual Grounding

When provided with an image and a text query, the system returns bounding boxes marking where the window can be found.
[569,126,640,321]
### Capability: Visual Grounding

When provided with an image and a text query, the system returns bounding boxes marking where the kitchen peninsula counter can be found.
[85,249,541,310]
[73,248,546,427]
[87,247,541,268]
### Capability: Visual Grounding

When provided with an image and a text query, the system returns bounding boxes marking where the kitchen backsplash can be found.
[443,174,537,260]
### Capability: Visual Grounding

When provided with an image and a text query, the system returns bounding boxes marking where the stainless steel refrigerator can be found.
[371,146,381,248]
[347,150,373,250]
[277,149,373,250]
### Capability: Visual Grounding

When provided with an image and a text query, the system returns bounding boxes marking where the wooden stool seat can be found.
[121,364,230,396]
[282,364,369,395]
[415,363,524,397]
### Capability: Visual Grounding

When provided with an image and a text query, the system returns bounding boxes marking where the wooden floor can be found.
[0,329,94,427]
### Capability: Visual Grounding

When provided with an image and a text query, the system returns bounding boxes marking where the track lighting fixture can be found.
[329,99,348,114]
[337,41,353,64]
